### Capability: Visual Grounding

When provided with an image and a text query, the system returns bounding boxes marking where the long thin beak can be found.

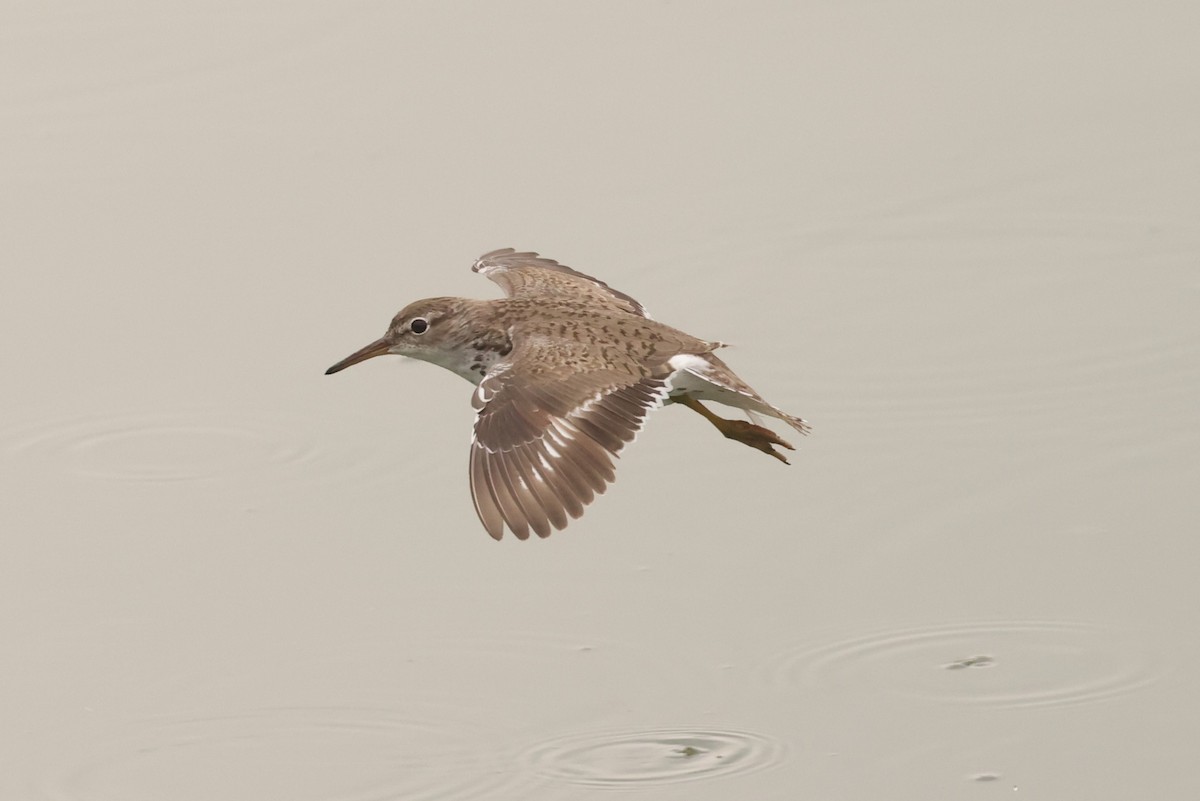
[325,337,391,375]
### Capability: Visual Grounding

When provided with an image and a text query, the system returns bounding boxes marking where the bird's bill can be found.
[325,337,391,375]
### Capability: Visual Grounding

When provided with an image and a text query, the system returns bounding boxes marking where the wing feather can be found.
[510,446,567,533]
[487,450,531,541]
[472,248,650,318]
[469,365,669,539]
[470,449,505,540]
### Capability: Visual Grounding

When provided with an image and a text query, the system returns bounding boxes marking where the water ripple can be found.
[816,330,1200,427]
[765,620,1163,709]
[32,705,522,801]
[520,727,785,787]
[1,407,389,490]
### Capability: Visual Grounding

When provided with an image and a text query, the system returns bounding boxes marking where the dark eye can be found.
[409,317,429,335]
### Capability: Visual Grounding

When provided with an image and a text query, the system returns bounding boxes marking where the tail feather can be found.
[669,352,811,436]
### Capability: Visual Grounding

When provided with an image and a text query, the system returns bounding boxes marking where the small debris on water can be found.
[943,655,996,670]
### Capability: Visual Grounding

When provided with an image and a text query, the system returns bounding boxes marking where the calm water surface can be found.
[3,2,1198,798]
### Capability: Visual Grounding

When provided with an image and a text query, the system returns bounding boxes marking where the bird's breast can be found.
[422,341,511,386]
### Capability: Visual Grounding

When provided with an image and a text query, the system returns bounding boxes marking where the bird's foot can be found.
[715,419,795,465]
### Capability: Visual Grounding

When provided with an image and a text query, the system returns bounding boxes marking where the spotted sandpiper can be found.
[325,249,809,540]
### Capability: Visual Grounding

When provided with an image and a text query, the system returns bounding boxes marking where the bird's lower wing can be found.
[470,367,670,540]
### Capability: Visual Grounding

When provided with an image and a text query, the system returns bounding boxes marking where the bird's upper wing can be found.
[472,248,650,318]
[468,337,671,540]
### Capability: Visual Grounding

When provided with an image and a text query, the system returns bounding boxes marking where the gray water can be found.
[3,2,1198,798]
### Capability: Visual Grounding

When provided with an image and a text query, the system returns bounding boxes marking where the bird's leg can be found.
[677,396,794,465]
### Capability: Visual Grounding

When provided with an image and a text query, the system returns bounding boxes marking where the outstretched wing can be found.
[472,248,650,318]
[468,344,670,540]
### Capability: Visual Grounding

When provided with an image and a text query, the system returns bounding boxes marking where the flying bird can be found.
[325,249,809,540]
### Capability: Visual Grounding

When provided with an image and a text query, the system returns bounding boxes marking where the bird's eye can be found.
[409,317,429,335]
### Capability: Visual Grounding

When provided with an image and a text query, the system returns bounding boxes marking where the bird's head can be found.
[325,297,497,376]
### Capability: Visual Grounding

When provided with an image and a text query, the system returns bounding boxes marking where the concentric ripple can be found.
[521,727,784,786]
[768,621,1163,709]
[32,706,522,801]
[1,408,388,489]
